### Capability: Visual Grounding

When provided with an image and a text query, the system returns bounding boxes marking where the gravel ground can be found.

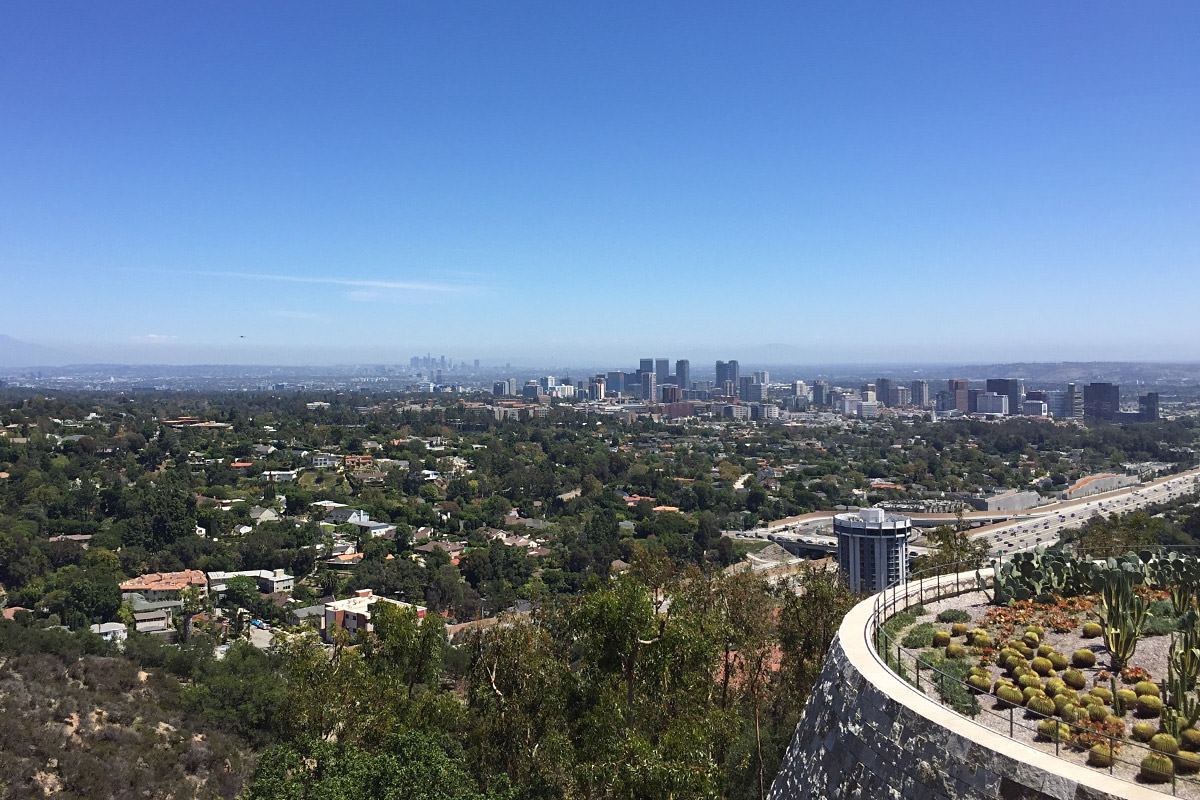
[888,590,1195,797]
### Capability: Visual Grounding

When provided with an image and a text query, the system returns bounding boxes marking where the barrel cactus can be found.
[1071,649,1096,668]
[1141,753,1174,783]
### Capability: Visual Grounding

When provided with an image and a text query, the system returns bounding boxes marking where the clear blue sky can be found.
[2,2,1197,365]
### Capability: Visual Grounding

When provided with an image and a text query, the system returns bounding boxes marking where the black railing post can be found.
[1009,706,1013,737]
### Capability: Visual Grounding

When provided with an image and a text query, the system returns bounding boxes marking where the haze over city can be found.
[3,3,1198,365]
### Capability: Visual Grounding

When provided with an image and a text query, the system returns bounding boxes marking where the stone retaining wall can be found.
[768,589,1163,800]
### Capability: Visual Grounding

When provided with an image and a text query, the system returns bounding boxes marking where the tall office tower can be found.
[1045,390,1067,418]
[640,372,657,402]
[493,381,507,396]
[910,380,930,408]
[506,378,517,396]
[1025,390,1048,403]
[715,361,728,385]
[894,385,911,407]
[947,378,969,413]
[655,358,670,385]
[675,359,691,391]
[715,360,741,388]
[1139,392,1160,421]
[588,375,607,401]
[639,358,654,377]
[661,385,682,403]
[792,380,808,398]
[1066,383,1084,418]
[976,392,1009,415]
[606,371,624,395]
[835,509,911,593]
[986,378,1025,416]
[812,380,829,406]
[754,370,770,386]
[739,376,765,402]
[474,359,480,370]
[1084,383,1120,420]
[876,378,894,407]
[860,383,876,402]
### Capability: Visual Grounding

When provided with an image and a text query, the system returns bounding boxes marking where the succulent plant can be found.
[1082,621,1103,638]
[946,643,965,659]
[1133,722,1157,742]
[1087,703,1110,723]
[1136,680,1161,697]
[996,685,1024,708]
[1063,669,1087,690]
[1048,652,1068,671]
[1141,752,1174,783]
[1175,750,1200,774]
[932,631,951,648]
[1151,733,1181,755]
[951,622,968,637]
[1022,686,1046,703]
[1036,718,1070,742]
[1027,695,1056,717]
[1030,657,1053,676]
[1182,728,1200,751]
[1137,695,1164,718]
[1088,743,1117,767]
[1089,686,1113,705]
[1071,649,1096,668]
[967,674,991,693]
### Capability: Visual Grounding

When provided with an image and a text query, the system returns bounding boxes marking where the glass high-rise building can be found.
[835,509,911,593]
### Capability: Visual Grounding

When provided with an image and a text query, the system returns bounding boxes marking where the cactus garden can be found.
[881,548,1200,792]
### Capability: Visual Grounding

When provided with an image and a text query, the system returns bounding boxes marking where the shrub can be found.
[1027,695,1056,717]
[1048,652,1068,671]
[1152,733,1180,755]
[1141,753,1174,783]
[1030,657,1053,676]
[1071,649,1096,668]
[902,623,937,648]
[1063,669,1087,690]
[929,630,951,648]
[908,604,927,617]
[1144,614,1178,637]
[936,609,970,624]
[1081,621,1103,638]
[1133,722,1157,742]
[1182,728,1200,751]
[1088,743,1116,767]
[1136,695,1164,718]
[1135,681,1160,697]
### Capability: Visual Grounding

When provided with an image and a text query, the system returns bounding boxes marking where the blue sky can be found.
[2,2,1197,365]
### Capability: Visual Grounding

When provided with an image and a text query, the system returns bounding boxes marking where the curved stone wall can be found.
[768,588,1165,800]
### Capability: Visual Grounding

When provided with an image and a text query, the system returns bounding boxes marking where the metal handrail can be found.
[868,558,1200,796]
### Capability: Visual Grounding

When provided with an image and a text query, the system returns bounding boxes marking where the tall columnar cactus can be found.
[1094,566,1147,671]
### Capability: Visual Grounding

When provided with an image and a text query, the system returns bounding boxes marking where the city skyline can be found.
[3,3,1199,365]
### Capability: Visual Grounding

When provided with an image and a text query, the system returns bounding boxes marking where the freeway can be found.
[728,465,1200,558]
[971,466,1200,555]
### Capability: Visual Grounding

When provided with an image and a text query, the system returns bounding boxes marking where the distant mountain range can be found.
[0,334,78,367]
[1,334,1199,386]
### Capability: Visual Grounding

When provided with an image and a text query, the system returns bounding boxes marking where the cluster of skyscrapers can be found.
[491,360,1160,425]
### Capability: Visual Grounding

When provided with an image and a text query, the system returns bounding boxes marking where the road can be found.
[971,467,1200,555]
